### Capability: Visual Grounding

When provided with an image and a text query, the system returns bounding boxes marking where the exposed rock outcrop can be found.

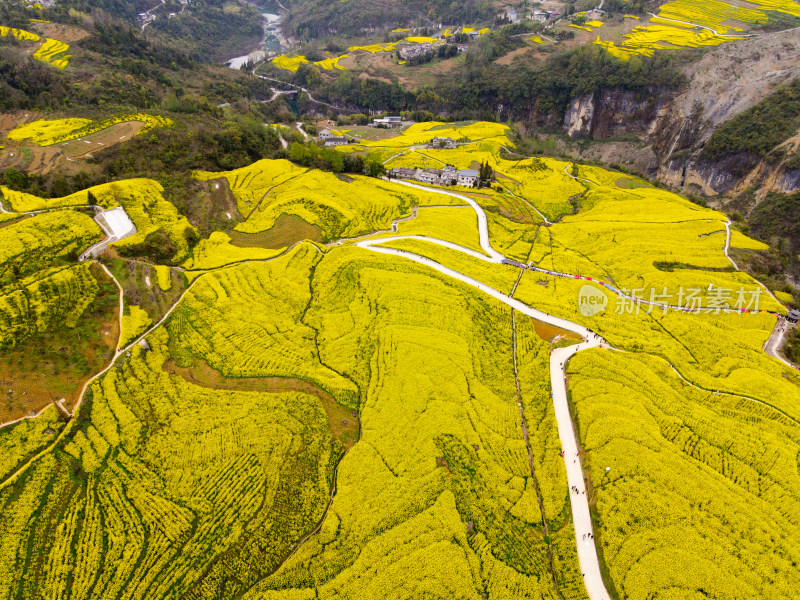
[563,94,594,138]
[563,88,671,139]
[565,28,800,199]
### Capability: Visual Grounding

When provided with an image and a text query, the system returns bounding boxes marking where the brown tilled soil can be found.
[0,264,118,422]
[495,46,537,66]
[0,146,64,175]
[30,22,90,43]
[59,121,146,158]
[0,119,149,175]
[164,357,360,449]
[0,111,36,136]
[229,213,323,248]
[531,317,583,343]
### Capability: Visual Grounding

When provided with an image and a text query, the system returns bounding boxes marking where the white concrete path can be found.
[364,234,497,262]
[357,179,612,600]
[764,318,795,369]
[645,12,758,38]
[355,175,796,600]
[383,178,506,262]
[355,238,610,600]
[723,220,738,270]
[551,343,611,600]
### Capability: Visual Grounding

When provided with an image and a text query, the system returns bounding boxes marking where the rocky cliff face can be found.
[563,88,670,140]
[564,28,800,200]
[563,94,594,138]
[779,168,800,193]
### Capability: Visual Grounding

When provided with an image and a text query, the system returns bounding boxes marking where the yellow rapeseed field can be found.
[347,42,397,53]
[593,0,769,59]
[0,324,341,598]
[194,158,307,215]
[235,170,415,239]
[199,159,468,243]
[5,113,173,146]
[183,232,284,271]
[0,405,65,480]
[568,348,800,600]
[119,304,151,348]
[314,55,348,70]
[271,54,309,71]
[2,121,796,600]
[154,265,172,291]
[0,263,100,349]
[5,118,91,144]
[370,206,484,254]
[361,120,511,151]
[0,27,72,68]
[236,245,582,598]
[0,208,102,347]
[4,179,194,261]
[730,229,769,250]
[33,38,71,69]
[0,25,40,41]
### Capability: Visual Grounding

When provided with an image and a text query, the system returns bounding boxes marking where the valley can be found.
[1,0,800,598]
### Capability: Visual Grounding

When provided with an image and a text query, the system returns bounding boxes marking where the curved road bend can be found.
[355,238,610,600]
[764,318,794,369]
[358,172,610,599]
[382,178,506,262]
[645,13,758,38]
[354,176,792,600]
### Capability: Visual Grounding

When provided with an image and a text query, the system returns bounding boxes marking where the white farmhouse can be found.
[414,168,439,184]
[457,169,479,187]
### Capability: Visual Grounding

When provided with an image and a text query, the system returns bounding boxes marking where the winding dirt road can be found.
[355,182,612,600]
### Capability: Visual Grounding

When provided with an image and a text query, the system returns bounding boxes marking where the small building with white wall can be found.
[457,169,479,187]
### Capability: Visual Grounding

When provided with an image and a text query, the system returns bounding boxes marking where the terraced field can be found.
[0,25,71,68]
[594,0,800,59]
[1,114,173,174]
[1,122,798,600]
[6,114,173,147]
[3,180,196,263]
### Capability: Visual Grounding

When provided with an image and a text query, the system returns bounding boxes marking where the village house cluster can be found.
[428,137,457,149]
[501,7,562,22]
[398,42,468,60]
[398,43,437,60]
[388,165,480,187]
[528,9,561,22]
[318,128,351,146]
[372,115,404,128]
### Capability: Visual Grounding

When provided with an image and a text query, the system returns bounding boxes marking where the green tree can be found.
[364,158,385,178]
[3,167,28,190]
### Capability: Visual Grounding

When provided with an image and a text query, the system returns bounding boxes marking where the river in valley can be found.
[226,11,285,69]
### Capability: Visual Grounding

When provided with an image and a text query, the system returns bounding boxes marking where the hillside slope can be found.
[564,28,800,200]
